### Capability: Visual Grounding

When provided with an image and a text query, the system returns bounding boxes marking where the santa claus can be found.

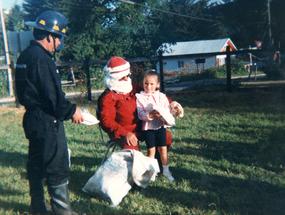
[98,56,141,150]
[98,56,183,151]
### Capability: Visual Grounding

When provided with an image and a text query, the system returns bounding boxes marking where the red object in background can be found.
[166,129,173,148]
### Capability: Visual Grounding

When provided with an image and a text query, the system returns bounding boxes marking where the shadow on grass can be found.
[71,198,126,215]
[141,184,195,210]
[169,84,285,114]
[0,150,26,168]
[172,137,258,164]
[0,187,23,196]
[68,137,104,146]
[255,127,285,172]
[0,200,28,214]
[173,127,285,172]
[71,155,102,168]
[69,154,102,197]
[143,167,285,215]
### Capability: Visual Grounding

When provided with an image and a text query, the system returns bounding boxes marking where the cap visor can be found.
[25,21,37,27]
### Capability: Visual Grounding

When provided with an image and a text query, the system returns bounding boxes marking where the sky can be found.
[1,0,24,10]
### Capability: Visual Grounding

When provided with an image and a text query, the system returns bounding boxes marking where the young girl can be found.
[135,71,176,182]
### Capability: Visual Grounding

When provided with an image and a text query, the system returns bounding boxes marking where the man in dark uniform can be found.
[15,10,83,215]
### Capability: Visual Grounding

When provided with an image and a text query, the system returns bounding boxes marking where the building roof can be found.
[161,38,237,57]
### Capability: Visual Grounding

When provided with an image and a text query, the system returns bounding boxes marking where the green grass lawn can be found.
[0,82,285,214]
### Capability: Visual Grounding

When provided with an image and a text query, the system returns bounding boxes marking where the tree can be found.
[59,0,161,61]
[59,0,114,61]
[7,5,25,31]
[22,0,59,21]
[20,0,225,62]
[211,0,285,51]
[270,0,285,51]
[59,0,218,61]
[155,0,223,41]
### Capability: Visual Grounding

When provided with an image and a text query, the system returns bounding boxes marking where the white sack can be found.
[132,150,160,188]
[82,149,159,206]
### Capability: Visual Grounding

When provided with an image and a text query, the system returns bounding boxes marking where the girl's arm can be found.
[136,98,154,121]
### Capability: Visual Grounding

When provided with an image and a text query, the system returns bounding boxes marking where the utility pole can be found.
[0,3,14,96]
[267,0,273,48]
[158,51,165,92]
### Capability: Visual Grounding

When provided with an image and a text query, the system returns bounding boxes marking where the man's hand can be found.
[72,107,84,124]
[125,132,138,146]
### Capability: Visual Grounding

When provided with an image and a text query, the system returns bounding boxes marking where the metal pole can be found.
[226,46,232,92]
[248,47,253,79]
[84,58,92,101]
[158,51,165,92]
[267,0,273,48]
[0,4,13,96]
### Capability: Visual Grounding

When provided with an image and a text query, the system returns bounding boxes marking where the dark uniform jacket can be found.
[15,40,76,121]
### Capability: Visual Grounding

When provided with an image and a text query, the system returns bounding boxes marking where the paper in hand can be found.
[152,105,175,126]
[81,109,100,125]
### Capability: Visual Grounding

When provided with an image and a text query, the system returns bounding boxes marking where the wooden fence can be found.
[0,47,265,104]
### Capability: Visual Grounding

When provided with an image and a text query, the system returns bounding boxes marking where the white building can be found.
[158,38,237,74]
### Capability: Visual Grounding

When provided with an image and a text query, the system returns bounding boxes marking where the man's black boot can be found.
[48,182,78,215]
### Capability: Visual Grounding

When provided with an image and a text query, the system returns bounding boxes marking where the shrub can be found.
[263,61,285,79]
[0,71,8,97]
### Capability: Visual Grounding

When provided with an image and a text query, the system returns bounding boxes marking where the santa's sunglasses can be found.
[119,73,132,81]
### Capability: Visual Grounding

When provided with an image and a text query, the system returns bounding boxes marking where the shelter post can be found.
[226,46,232,92]
[158,51,165,92]
[84,58,92,101]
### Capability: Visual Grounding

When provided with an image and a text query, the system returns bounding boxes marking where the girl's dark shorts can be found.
[144,127,166,149]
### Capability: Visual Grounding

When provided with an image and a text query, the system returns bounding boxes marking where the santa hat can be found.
[104,56,130,80]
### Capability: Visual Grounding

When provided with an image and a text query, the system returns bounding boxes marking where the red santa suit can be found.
[98,88,142,150]
[98,56,141,150]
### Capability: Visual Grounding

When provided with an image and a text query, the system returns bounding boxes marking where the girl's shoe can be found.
[163,169,175,182]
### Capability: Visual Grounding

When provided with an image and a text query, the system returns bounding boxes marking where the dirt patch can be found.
[0,106,25,115]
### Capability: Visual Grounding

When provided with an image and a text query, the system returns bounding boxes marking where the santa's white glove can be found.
[170,101,184,118]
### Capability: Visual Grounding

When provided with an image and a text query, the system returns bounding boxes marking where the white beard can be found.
[104,76,133,94]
